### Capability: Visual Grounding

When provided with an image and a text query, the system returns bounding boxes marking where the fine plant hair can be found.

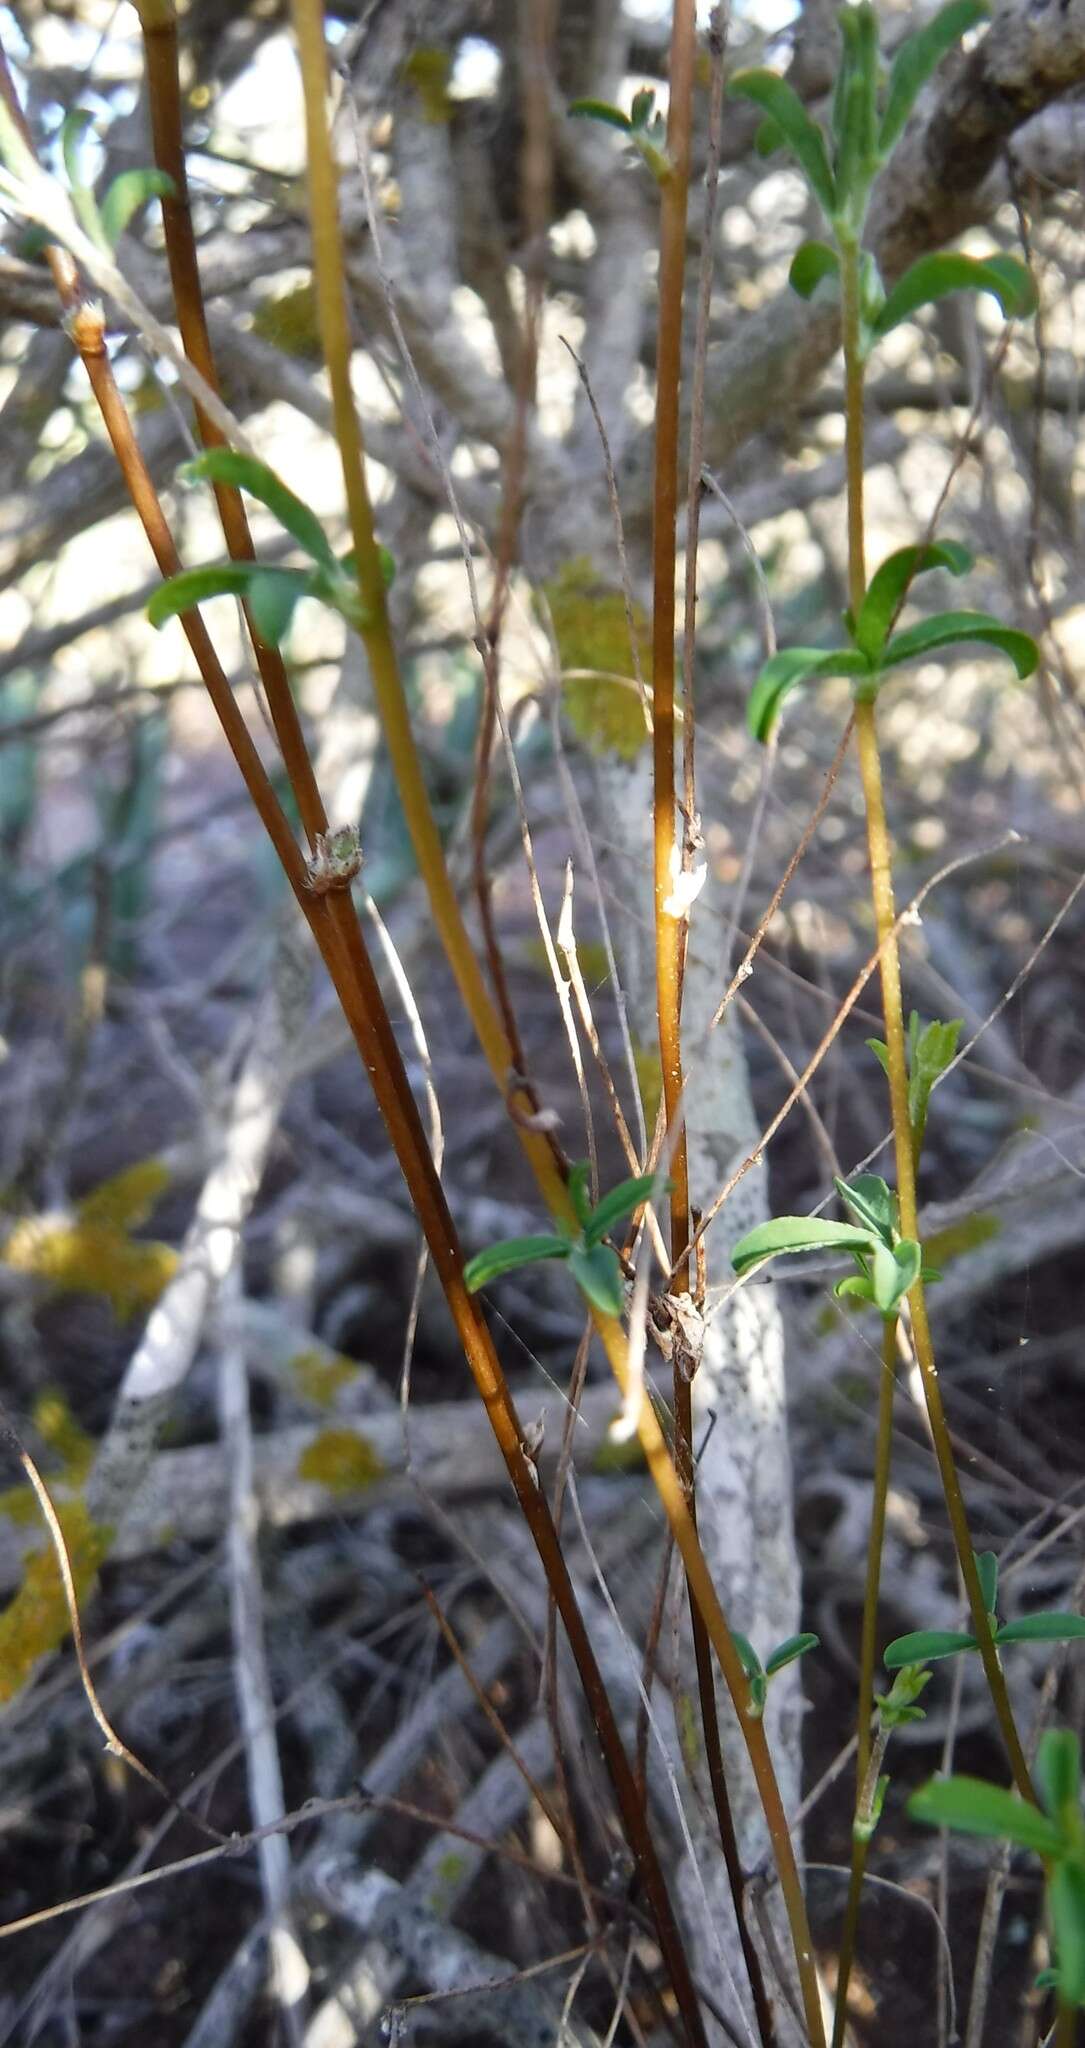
[1,3,1085,2047]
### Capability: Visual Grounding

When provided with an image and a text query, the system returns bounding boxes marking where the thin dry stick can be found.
[0,1406,227,1846]
[560,337,652,734]
[419,1581,566,1843]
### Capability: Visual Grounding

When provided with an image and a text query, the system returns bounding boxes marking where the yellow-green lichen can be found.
[296,1429,386,1495]
[32,1391,94,1484]
[677,1690,701,1775]
[2,1159,177,1320]
[632,1042,662,1133]
[402,47,453,122]
[0,1486,38,1527]
[592,1428,647,1475]
[290,1348,358,1410]
[427,1850,467,1913]
[924,1211,1000,1267]
[544,559,652,762]
[251,281,323,362]
[0,1500,109,1703]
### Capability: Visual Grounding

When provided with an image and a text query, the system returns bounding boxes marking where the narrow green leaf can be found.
[789,240,840,300]
[1036,1730,1082,1826]
[568,97,633,132]
[876,1662,932,1727]
[753,116,784,157]
[147,561,266,627]
[60,109,95,194]
[974,1550,999,1617]
[765,1631,820,1677]
[881,611,1038,679]
[883,1628,979,1666]
[100,167,176,246]
[835,1173,895,1245]
[872,1238,921,1315]
[246,567,312,647]
[994,1613,1085,1647]
[629,88,656,130]
[730,1630,764,1681]
[878,0,987,157]
[567,1242,626,1317]
[747,645,871,741]
[179,450,339,572]
[583,1171,672,1249]
[908,1775,1065,1857]
[731,1215,879,1276]
[833,5,879,227]
[568,1161,594,1232]
[872,251,1035,341]
[463,1235,571,1293]
[1050,1862,1085,2009]
[854,541,972,661]
[867,1036,890,1078]
[834,1272,876,1304]
[728,71,836,218]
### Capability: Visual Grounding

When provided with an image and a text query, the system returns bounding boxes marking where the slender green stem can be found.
[839,239,1034,1805]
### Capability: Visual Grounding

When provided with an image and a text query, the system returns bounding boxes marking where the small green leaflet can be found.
[908,1776,1065,1858]
[731,1215,879,1275]
[728,71,836,219]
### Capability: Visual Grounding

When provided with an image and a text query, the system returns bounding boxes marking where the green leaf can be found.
[568,1161,594,1232]
[872,1237,921,1315]
[567,1242,627,1316]
[1050,1862,1085,2009]
[834,1272,876,1304]
[629,88,657,130]
[872,251,1036,341]
[789,241,840,302]
[179,450,339,573]
[463,1235,571,1293]
[753,116,785,157]
[883,1628,979,1666]
[908,1775,1065,1857]
[876,1662,932,1726]
[728,71,836,218]
[583,1171,672,1249]
[994,1613,1085,1647]
[867,1036,890,1079]
[974,1550,999,1617]
[835,1173,895,1246]
[747,645,871,741]
[99,167,176,246]
[878,0,988,158]
[60,108,95,194]
[833,4,880,228]
[731,1215,879,1276]
[568,97,633,132]
[246,567,312,647]
[147,561,268,627]
[730,1629,764,1680]
[881,610,1038,679]
[1037,1730,1082,1826]
[765,1631,820,1677]
[853,541,972,662]
[910,1014,964,1148]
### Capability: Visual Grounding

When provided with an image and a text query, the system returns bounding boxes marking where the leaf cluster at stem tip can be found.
[147,450,395,649]
[731,1,1034,351]
[462,1164,672,1318]
[567,87,669,184]
[731,1170,935,1318]
[746,539,1038,741]
[884,1548,1085,1669]
[730,1628,820,1718]
[910,1728,1085,2009]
